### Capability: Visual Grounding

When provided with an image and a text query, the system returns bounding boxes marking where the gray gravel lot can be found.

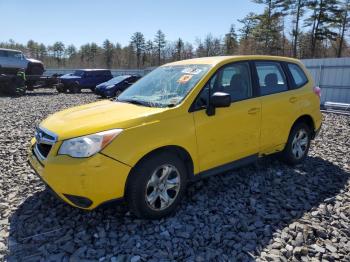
[0,89,349,262]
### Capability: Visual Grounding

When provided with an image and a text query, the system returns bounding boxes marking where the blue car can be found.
[57,69,113,93]
[95,75,141,98]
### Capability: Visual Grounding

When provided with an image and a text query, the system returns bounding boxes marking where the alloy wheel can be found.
[291,129,309,159]
[145,164,181,211]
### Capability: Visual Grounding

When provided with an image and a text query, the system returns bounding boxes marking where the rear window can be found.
[288,63,308,88]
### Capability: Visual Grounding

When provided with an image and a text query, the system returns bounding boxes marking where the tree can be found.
[144,40,154,66]
[238,12,259,54]
[224,24,238,55]
[27,40,40,59]
[195,39,206,57]
[183,42,194,59]
[65,44,77,58]
[251,0,289,54]
[130,32,145,68]
[175,38,184,60]
[103,39,114,68]
[154,30,166,65]
[290,0,307,57]
[305,0,341,57]
[51,41,65,65]
[336,0,350,57]
[89,43,99,66]
[38,44,47,60]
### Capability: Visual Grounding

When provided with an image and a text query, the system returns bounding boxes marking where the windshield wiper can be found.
[117,98,152,107]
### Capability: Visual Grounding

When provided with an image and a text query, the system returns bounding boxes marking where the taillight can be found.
[313,86,321,98]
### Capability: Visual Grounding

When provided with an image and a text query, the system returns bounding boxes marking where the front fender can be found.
[101,112,199,174]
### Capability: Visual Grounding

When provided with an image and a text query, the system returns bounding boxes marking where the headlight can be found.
[58,129,123,158]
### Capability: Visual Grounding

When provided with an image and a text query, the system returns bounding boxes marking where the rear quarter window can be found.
[287,63,308,88]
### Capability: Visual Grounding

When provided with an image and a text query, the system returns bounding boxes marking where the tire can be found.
[69,82,81,94]
[127,152,187,219]
[56,85,66,93]
[115,89,122,97]
[280,122,311,165]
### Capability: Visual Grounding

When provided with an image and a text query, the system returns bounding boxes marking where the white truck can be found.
[0,48,44,75]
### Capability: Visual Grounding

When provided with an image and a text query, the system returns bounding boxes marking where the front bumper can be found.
[95,87,114,97]
[28,139,132,210]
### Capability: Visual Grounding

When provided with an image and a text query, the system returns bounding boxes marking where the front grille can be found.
[33,127,58,161]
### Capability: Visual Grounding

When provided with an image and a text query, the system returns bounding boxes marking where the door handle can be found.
[289,97,298,103]
[248,107,260,115]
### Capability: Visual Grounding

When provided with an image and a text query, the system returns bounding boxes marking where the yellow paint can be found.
[28,55,322,210]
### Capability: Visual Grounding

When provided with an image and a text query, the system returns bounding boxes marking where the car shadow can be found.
[6,156,349,261]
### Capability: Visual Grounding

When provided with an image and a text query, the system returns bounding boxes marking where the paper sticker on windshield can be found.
[181,68,202,75]
[177,74,193,84]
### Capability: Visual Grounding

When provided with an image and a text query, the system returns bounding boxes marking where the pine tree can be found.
[289,0,307,57]
[224,24,238,55]
[336,0,350,57]
[130,32,146,68]
[175,38,184,60]
[305,0,341,57]
[251,0,288,54]
[103,39,114,69]
[154,30,166,65]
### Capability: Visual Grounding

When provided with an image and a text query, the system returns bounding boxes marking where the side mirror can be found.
[206,92,231,116]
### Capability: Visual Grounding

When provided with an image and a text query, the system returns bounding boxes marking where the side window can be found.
[288,63,308,88]
[255,62,288,96]
[194,62,252,108]
[217,63,252,102]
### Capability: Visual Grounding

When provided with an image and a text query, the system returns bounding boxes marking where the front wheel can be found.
[280,122,311,165]
[127,152,187,219]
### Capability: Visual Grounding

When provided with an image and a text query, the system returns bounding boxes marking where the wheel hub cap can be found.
[291,129,308,159]
[145,164,180,211]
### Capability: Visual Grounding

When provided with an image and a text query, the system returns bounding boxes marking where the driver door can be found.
[192,62,261,173]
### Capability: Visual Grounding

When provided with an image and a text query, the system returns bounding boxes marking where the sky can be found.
[0,0,264,48]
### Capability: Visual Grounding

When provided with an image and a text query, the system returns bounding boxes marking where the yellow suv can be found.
[28,56,322,219]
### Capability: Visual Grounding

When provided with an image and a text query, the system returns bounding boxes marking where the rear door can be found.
[254,61,302,154]
[193,61,261,172]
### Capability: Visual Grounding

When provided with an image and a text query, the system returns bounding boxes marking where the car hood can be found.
[26,58,43,64]
[96,83,108,89]
[40,100,166,140]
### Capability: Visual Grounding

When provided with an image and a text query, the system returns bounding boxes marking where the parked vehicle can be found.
[0,48,44,75]
[56,69,113,93]
[95,75,141,98]
[29,56,322,219]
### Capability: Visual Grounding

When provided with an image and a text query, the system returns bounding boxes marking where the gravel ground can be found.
[0,89,349,262]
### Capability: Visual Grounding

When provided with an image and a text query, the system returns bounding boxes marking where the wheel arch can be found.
[125,145,194,195]
[291,114,316,139]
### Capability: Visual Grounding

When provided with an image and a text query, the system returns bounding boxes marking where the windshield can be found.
[73,70,85,76]
[117,64,211,107]
[106,75,130,85]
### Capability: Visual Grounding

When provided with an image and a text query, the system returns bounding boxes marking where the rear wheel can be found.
[127,152,187,219]
[69,82,81,93]
[280,122,311,165]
